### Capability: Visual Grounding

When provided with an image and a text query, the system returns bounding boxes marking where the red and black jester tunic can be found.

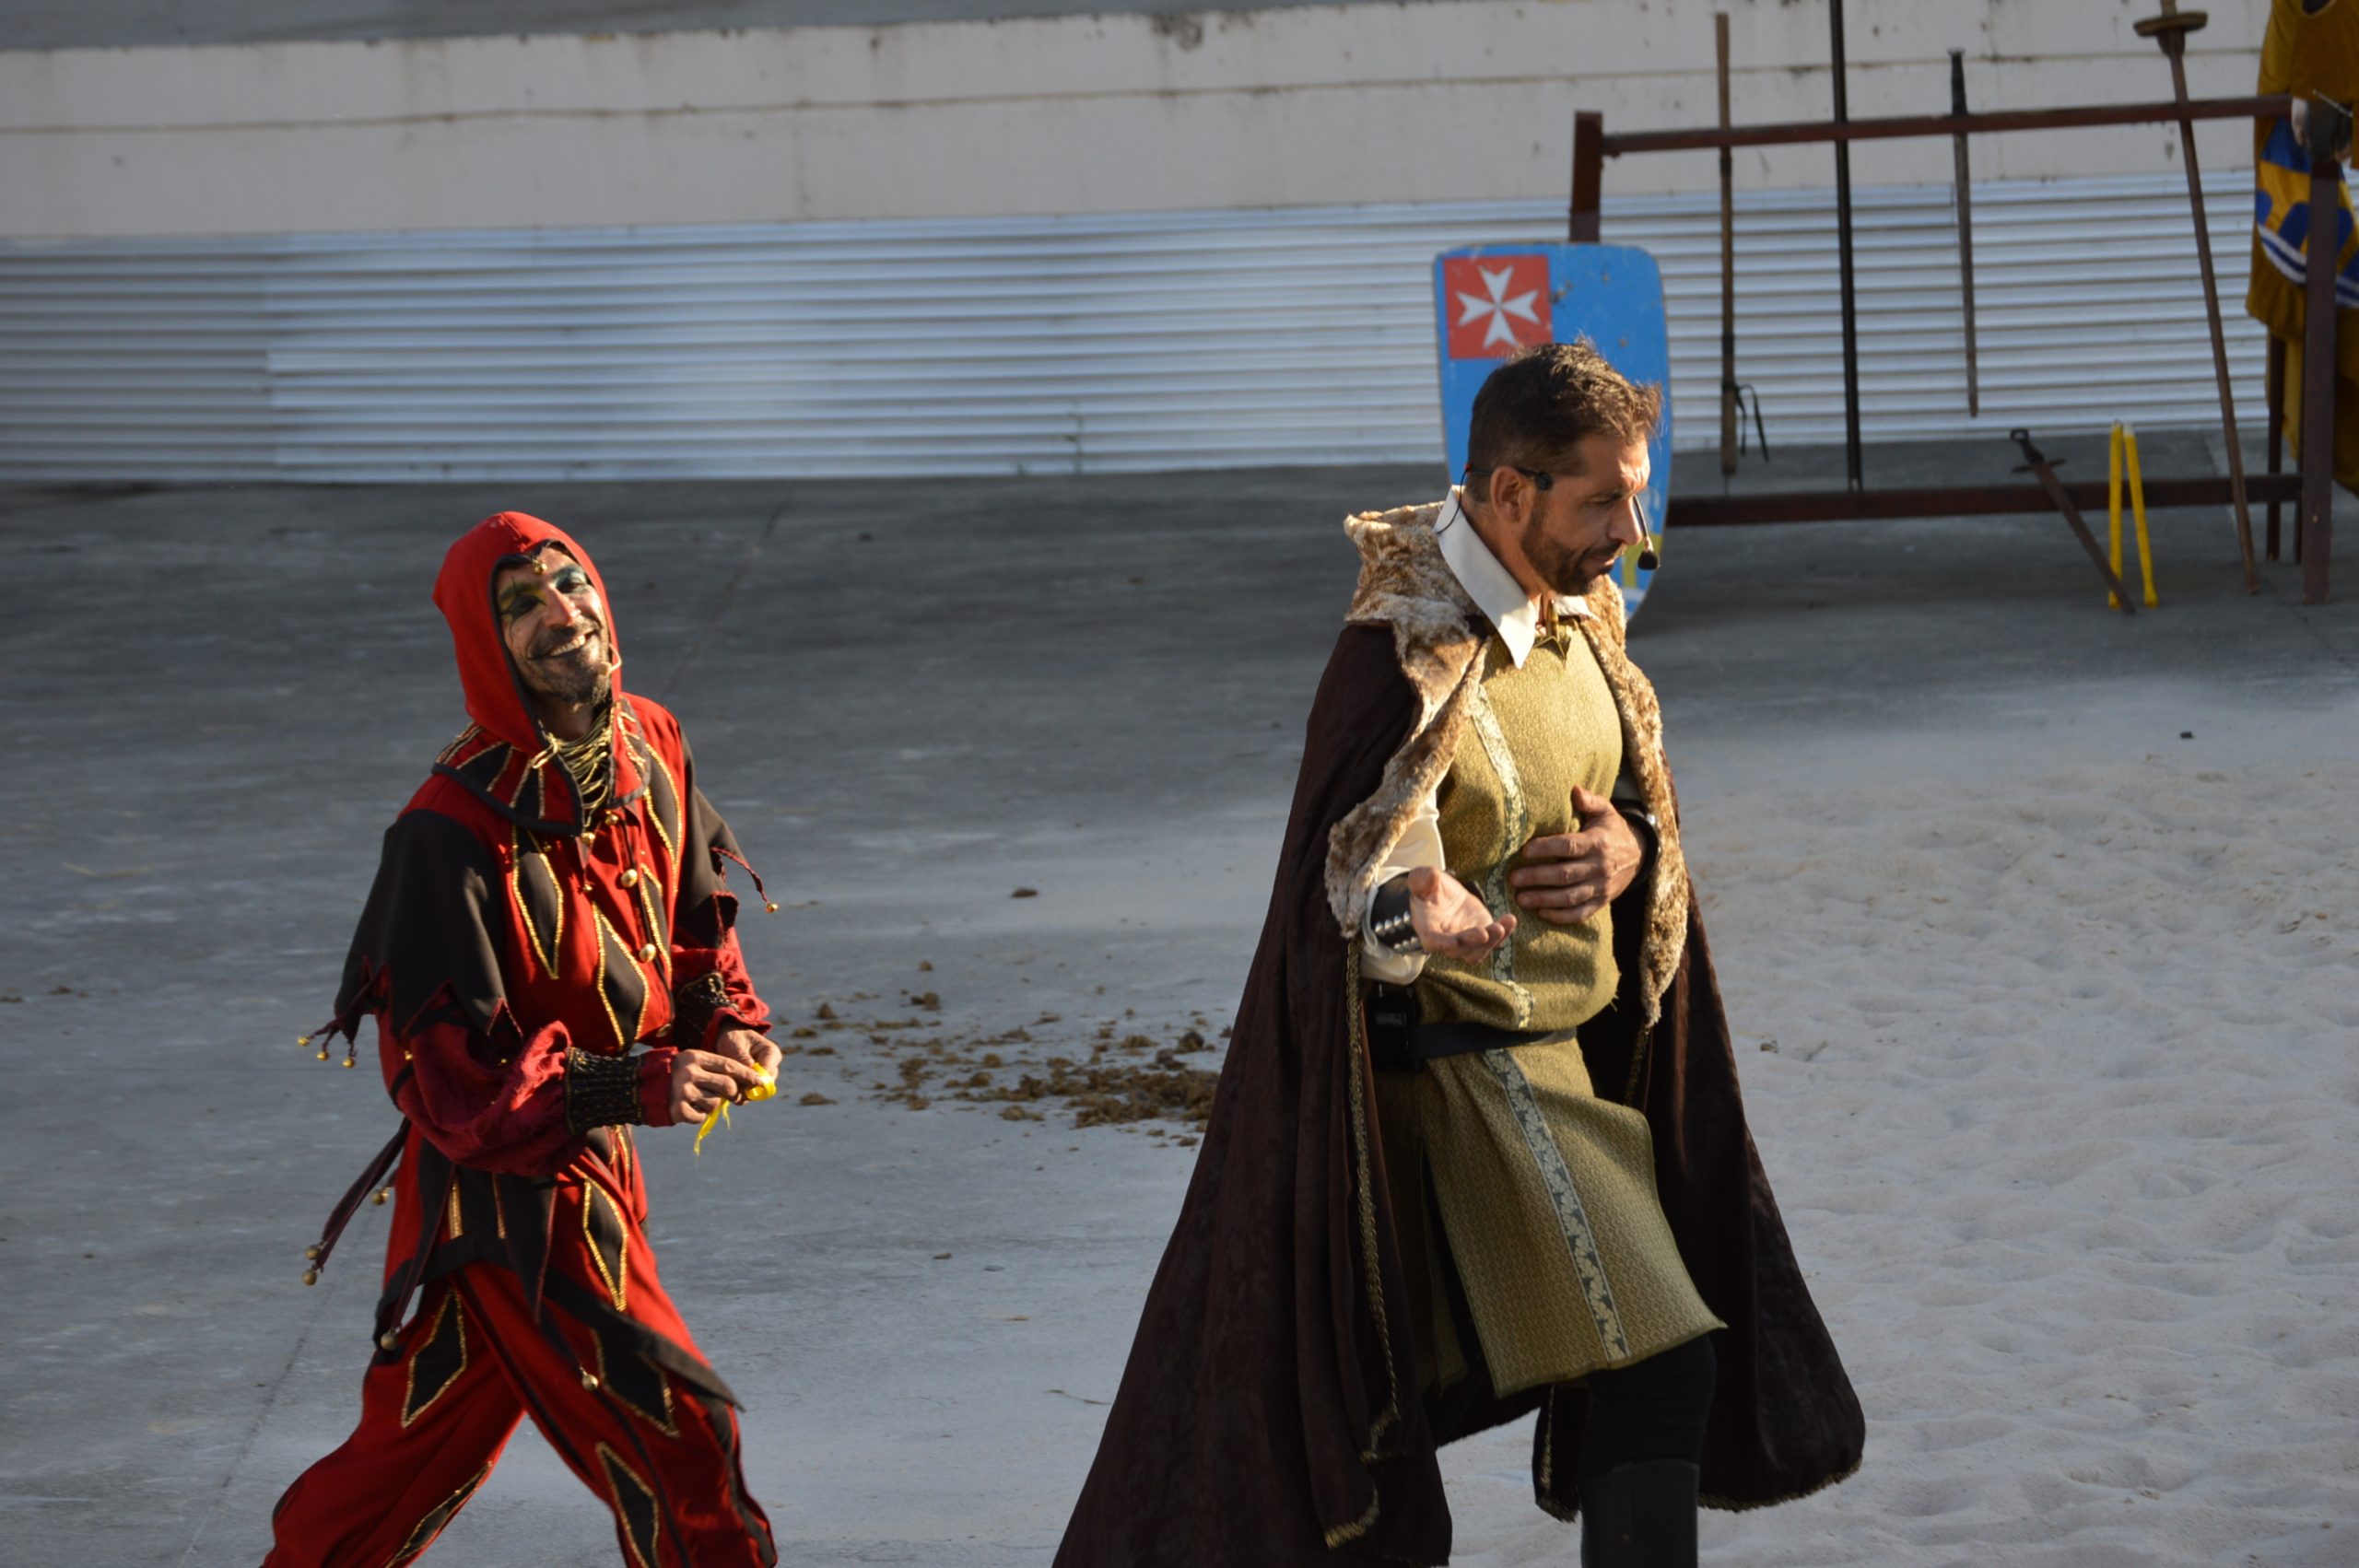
[310,510,772,1393]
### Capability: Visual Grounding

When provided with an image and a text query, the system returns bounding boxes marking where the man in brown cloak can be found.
[1055,343,1863,1566]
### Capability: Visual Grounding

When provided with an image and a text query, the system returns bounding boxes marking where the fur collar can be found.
[1323,503,1691,1036]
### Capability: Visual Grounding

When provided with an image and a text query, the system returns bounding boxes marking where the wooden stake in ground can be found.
[2137,1,2261,592]
[1718,12,1738,476]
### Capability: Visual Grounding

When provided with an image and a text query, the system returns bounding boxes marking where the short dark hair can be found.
[1464,339,1661,480]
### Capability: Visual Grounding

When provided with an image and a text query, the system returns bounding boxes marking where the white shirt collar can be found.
[1433,490,1588,669]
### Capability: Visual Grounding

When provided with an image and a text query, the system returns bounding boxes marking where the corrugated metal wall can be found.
[0,172,2270,482]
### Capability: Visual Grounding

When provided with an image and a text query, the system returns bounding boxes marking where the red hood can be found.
[432,510,623,753]
[427,512,648,837]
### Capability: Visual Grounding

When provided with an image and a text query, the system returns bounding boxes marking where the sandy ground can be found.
[2,436,2354,1566]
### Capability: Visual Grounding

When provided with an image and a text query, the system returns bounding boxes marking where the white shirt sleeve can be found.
[1359,788,1446,984]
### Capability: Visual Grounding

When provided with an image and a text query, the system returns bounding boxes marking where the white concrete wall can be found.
[0,0,2273,240]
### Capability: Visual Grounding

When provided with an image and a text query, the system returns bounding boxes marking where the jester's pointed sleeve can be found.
[663,737,774,1053]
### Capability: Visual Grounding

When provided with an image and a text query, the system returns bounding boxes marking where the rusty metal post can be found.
[2299,103,2342,603]
[1717,14,1739,475]
[1603,94,2294,155]
[1829,0,1863,490]
[2267,333,2286,559]
[1951,50,1980,417]
[1668,472,2298,528]
[1569,111,1604,242]
[2138,3,2260,591]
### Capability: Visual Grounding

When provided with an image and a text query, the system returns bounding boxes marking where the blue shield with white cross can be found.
[1435,244,1672,614]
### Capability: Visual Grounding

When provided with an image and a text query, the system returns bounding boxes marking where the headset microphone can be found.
[1635,518,1660,573]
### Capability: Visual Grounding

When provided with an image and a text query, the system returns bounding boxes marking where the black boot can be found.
[1579,1459,1699,1568]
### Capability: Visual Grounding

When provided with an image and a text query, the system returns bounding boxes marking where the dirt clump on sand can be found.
[771,992,1226,1139]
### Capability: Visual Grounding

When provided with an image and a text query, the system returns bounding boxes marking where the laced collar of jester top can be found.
[428,511,652,838]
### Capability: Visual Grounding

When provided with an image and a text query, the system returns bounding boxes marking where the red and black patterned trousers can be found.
[265,1131,774,1567]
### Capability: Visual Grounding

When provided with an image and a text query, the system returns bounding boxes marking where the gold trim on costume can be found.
[1478,1047,1631,1361]
[510,826,565,979]
[399,1290,470,1430]
[594,1442,663,1568]
[433,725,482,767]
[1466,682,1536,1027]
[1320,1490,1384,1552]
[500,754,527,809]
[592,908,647,1052]
[593,1332,679,1436]
[582,1180,631,1313]
[632,860,669,976]
[1325,942,1400,1550]
[383,1461,490,1568]
[641,747,684,877]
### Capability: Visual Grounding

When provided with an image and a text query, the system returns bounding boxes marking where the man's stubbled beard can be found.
[535,661,611,708]
[1520,517,1616,598]
[521,622,611,708]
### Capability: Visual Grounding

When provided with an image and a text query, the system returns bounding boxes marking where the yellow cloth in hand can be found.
[693,1073,776,1154]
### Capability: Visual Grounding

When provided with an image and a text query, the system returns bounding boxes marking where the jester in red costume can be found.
[266,511,784,1568]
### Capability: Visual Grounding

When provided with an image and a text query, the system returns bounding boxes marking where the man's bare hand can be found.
[1406,865,1517,962]
[667,1049,768,1125]
[711,1025,782,1081]
[1506,786,1643,926]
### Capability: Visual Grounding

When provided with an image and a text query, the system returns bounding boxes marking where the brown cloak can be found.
[1054,509,1864,1566]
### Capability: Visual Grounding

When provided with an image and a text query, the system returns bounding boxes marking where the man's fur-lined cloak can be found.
[1055,506,1863,1567]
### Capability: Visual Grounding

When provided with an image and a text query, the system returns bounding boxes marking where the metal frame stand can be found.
[1567,17,2336,605]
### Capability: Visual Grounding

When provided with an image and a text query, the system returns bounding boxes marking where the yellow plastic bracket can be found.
[2107,422,2161,610]
[2108,424,2125,609]
[2123,425,2158,608]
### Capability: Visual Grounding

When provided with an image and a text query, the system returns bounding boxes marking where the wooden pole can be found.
[2267,333,2286,560]
[1718,13,1738,475]
[1569,111,1603,242]
[1951,50,1980,417]
[2300,123,2340,603]
[2142,0,2260,591]
[1829,0,1863,491]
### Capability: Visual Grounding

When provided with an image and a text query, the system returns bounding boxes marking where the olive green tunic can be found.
[1381,620,1721,1398]
[1418,626,1624,1033]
